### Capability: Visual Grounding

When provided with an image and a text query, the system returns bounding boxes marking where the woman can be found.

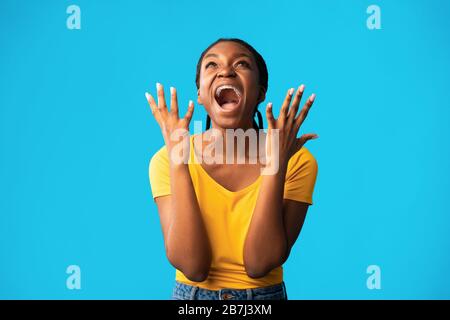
[146,38,318,300]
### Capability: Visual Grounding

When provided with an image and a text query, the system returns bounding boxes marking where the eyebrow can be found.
[203,52,252,60]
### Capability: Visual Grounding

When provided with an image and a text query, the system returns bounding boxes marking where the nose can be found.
[217,65,236,78]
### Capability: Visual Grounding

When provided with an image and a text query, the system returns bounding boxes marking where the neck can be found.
[199,119,264,165]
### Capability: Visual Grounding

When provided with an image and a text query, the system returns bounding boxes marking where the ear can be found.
[197,89,202,105]
[257,86,266,104]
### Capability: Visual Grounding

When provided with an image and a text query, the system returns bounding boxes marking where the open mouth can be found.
[214,85,242,111]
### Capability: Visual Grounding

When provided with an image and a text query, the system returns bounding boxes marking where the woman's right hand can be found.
[145,83,194,164]
[147,84,211,281]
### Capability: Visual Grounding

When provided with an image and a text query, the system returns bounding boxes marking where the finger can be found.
[295,93,316,130]
[279,88,295,120]
[265,102,275,129]
[145,92,161,123]
[156,82,168,114]
[183,100,195,124]
[287,84,305,120]
[298,133,319,146]
[170,86,179,117]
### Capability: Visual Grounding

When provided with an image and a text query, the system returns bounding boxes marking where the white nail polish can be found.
[310,94,316,102]
[170,87,174,94]
[299,84,305,92]
[145,92,150,100]
[156,82,161,89]
[289,88,294,95]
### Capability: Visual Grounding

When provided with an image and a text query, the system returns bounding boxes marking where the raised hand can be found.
[264,85,318,172]
[145,83,194,163]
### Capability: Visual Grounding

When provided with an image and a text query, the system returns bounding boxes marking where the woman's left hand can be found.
[264,85,318,173]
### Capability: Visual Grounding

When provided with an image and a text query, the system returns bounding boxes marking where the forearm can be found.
[167,163,212,281]
[243,165,288,278]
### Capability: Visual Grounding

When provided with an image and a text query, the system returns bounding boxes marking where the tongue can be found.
[221,101,238,110]
[219,89,239,109]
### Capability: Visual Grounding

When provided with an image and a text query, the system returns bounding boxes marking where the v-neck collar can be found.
[190,134,262,196]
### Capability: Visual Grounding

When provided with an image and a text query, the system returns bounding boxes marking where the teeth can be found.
[215,85,241,99]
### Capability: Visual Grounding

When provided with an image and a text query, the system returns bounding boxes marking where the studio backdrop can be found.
[1,0,449,299]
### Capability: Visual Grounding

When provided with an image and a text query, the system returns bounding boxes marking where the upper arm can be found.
[281,144,317,261]
[149,147,173,250]
[282,199,309,263]
[283,144,318,205]
[154,195,172,252]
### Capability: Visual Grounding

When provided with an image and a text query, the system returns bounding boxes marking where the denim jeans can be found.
[171,281,288,300]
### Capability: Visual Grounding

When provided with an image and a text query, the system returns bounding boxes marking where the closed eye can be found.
[236,60,251,68]
[205,61,217,69]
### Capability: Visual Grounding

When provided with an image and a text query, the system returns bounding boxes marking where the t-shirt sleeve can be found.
[149,146,171,199]
[283,147,318,205]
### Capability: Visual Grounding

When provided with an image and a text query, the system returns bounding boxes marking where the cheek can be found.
[243,72,260,93]
[245,79,261,103]
[198,84,215,109]
[198,75,212,98]
[199,86,210,104]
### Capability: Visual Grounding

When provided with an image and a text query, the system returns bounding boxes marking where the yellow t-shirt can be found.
[149,134,318,290]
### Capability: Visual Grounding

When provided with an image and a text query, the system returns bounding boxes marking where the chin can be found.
[211,116,244,130]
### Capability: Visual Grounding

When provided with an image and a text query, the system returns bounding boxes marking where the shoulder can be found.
[149,133,197,174]
[148,145,172,198]
[286,143,318,179]
[149,145,169,177]
[283,143,319,204]
[150,144,169,164]
[149,134,196,168]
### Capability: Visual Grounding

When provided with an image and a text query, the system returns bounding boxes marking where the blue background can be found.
[1,0,449,299]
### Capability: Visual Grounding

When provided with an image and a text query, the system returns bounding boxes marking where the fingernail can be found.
[310,93,316,102]
[189,100,193,106]
[156,82,161,90]
[299,84,305,92]
[268,102,273,108]
[289,88,294,96]
[170,86,175,94]
[313,134,319,139]
[145,92,150,100]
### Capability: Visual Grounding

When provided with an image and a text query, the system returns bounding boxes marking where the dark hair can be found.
[195,38,268,130]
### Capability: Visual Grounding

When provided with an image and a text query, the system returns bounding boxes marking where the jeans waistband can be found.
[172,281,288,300]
